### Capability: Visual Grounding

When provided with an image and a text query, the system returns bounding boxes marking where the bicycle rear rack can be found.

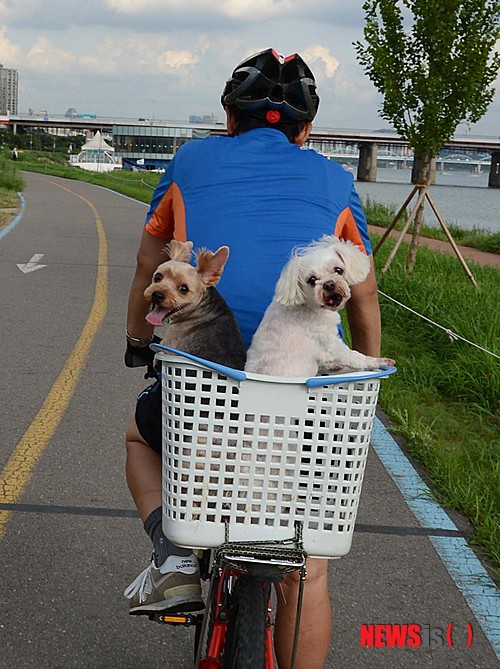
[215,542,306,574]
[214,520,307,574]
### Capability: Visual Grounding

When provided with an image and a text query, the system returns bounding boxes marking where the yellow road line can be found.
[0,180,108,538]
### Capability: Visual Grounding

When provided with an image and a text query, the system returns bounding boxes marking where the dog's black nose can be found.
[323,281,336,293]
[152,291,164,304]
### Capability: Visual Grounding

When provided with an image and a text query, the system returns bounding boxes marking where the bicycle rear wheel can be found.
[222,576,269,669]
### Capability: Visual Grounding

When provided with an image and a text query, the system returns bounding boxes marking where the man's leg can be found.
[124,416,203,614]
[274,558,331,669]
[125,416,162,521]
[125,414,194,561]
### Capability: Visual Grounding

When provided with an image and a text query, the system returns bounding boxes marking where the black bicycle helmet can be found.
[221,48,319,121]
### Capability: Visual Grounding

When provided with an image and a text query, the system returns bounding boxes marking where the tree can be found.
[355,0,500,274]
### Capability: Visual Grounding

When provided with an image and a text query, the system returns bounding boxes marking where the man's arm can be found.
[126,228,171,340]
[345,255,381,357]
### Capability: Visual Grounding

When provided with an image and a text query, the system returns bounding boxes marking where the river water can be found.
[351,167,499,233]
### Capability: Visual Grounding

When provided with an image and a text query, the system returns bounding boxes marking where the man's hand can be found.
[124,335,161,368]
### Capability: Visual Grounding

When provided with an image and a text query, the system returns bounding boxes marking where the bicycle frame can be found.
[199,565,277,669]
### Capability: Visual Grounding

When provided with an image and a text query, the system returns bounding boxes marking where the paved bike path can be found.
[0,172,497,668]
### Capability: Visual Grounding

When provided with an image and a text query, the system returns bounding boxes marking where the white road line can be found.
[0,192,25,240]
[17,253,47,273]
[371,416,500,659]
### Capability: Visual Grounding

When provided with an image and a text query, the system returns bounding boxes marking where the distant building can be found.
[189,113,218,124]
[113,123,212,170]
[69,130,121,172]
[0,64,18,115]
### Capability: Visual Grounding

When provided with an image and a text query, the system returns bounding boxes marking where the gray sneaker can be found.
[124,554,204,615]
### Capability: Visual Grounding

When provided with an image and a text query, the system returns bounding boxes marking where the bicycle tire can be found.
[222,576,269,669]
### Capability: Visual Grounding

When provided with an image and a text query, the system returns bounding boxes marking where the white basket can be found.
[157,347,395,558]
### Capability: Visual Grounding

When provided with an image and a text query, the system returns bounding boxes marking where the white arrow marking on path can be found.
[17,253,47,274]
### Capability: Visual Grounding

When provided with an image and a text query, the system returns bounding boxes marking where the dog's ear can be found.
[334,241,371,285]
[274,256,306,306]
[196,246,229,286]
[163,240,193,263]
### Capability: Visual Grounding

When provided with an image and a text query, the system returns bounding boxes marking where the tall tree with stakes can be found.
[355,0,500,276]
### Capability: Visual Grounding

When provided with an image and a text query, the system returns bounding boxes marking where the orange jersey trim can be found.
[145,182,187,242]
[334,206,368,254]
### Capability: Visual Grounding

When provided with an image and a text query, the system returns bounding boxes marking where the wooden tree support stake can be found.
[425,191,478,287]
[372,185,419,255]
[373,185,477,286]
[380,185,427,274]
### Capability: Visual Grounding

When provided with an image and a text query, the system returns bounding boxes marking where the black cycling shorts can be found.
[135,379,162,454]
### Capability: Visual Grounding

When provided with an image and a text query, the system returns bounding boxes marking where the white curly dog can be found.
[245,235,395,377]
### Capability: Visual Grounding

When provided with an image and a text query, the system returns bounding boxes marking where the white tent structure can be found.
[69,131,121,172]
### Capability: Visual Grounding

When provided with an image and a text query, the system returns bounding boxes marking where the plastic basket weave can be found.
[156,346,395,558]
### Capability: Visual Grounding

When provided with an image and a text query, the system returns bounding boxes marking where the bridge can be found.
[309,128,500,185]
[324,151,492,172]
[2,112,500,186]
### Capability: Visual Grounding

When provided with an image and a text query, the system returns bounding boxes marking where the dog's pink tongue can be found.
[146,306,170,326]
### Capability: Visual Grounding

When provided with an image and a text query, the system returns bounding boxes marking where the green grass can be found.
[0,156,25,193]
[371,236,500,576]
[0,157,25,221]
[0,186,19,209]
[363,196,500,255]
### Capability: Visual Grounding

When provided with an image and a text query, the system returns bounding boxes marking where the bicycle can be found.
[148,344,396,668]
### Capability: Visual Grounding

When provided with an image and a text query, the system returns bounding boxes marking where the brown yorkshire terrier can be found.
[144,240,246,370]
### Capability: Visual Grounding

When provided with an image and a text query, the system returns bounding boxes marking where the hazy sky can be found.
[1,0,499,134]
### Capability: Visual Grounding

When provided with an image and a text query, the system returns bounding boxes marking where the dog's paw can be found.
[323,362,344,372]
[360,356,395,370]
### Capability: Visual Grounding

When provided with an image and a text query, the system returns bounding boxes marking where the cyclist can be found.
[124,48,382,669]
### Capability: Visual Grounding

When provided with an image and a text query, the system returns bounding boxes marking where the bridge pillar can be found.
[488,151,500,188]
[357,142,377,182]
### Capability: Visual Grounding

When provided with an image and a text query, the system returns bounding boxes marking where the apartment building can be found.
[0,64,19,115]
